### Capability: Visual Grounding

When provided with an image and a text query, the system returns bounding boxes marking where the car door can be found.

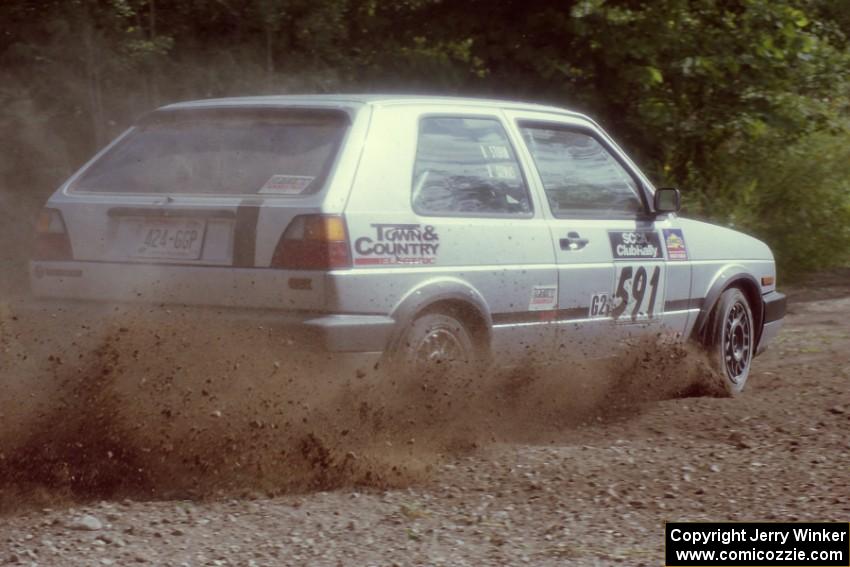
[343,104,559,362]
[506,111,688,357]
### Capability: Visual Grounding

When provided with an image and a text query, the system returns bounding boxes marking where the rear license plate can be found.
[118,217,206,260]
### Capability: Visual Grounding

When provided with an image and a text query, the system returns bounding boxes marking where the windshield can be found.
[71,109,349,195]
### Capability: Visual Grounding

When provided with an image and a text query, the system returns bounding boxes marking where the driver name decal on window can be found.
[486,164,518,180]
[479,144,510,160]
[518,124,644,218]
[413,117,532,216]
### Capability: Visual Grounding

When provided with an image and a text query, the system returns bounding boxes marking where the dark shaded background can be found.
[2,0,849,291]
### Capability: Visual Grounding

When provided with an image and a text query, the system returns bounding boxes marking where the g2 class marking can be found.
[588,292,611,318]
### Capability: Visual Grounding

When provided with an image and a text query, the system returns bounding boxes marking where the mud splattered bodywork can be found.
[29,95,785,392]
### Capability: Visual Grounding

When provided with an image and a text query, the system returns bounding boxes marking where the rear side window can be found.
[519,124,644,218]
[71,109,348,195]
[413,117,532,216]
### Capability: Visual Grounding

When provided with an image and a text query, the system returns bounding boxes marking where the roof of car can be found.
[160,94,585,117]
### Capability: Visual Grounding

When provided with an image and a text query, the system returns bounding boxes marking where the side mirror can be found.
[654,187,681,214]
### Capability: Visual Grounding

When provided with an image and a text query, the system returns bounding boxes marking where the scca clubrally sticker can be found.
[354,223,440,265]
[662,228,688,260]
[608,230,662,260]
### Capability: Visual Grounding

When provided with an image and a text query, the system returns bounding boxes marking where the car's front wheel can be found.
[707,287,755,396]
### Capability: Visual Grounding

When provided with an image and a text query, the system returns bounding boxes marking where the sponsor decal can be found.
[259,175,314,195]
[33,265,83,279]
[663,228,688,260]
[529,285,558,311]
[608,230,662,260]
[353,223,440,265]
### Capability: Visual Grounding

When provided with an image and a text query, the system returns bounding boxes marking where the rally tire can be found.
[707,287,755,397]
[392,311,478,394]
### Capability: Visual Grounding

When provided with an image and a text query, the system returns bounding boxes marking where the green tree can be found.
[1,0,848,279]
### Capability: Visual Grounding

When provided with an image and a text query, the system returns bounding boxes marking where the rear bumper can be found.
[303,314,395,353]
[757,290,786,355]
[18,296,395,355]
[28,260,396,354]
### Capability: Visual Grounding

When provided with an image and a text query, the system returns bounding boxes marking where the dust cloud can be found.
[0,301,718,512]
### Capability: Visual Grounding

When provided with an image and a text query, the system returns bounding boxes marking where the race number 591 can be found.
[611,264,663,322]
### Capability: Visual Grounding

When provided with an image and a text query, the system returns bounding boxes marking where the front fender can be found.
[693,265,763,345]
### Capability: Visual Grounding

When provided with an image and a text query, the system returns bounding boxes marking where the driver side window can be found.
[412,116,532,216]
[519,123,644,218]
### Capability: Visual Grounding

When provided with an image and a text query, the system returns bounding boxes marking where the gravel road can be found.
[1,272,848,566]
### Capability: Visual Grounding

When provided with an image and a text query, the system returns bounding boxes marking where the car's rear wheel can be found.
[393,311,478,397]
[707,287,755,396]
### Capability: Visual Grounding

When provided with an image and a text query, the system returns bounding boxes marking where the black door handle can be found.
[560,231,589,251]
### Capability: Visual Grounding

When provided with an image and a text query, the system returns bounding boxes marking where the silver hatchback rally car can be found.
[30,95,786,395]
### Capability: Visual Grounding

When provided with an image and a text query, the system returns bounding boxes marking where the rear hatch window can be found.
[71,108,349,196]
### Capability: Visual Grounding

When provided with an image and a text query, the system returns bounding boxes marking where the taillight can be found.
[271,214,351,270]
[33,208,73,261]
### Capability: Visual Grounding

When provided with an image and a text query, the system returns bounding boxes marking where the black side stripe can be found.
[664,298,704,312]
[493,298,707,326]
[492,307,590,325]
[233,201,262,268]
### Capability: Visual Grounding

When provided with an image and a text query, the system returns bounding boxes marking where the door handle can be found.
[560,231,589,251]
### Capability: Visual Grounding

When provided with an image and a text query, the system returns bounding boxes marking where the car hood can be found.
[677,218,773,262]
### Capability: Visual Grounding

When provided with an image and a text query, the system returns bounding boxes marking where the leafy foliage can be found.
[0,0,848,278]
[707,128,850,277]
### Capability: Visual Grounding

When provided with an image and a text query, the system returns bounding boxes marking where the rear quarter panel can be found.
[31,103,372,311]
